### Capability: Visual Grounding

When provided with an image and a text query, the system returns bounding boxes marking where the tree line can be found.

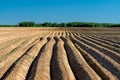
[0,22,120,27]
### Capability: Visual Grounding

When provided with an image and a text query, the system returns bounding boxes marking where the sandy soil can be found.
[0,27,120,80]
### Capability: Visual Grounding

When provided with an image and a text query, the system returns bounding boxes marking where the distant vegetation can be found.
[0,22,120,27]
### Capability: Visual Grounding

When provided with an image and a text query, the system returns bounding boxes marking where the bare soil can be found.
[0,27,120,80]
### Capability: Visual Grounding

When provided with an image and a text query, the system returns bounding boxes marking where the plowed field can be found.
[0,27,120,80]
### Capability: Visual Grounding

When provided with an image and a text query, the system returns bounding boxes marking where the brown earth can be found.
[0,27,120,80]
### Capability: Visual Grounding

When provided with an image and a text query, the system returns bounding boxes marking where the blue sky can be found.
[0,0,120,24]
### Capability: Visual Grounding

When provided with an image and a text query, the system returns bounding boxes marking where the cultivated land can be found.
[0,27,120,80]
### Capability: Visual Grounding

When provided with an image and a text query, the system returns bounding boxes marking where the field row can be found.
[0,28,120,80]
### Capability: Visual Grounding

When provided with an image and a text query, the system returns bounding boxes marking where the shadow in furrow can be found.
[0,45,34,80]
[60,36,86,80]
[61,32,63,36]
[74,44,110,80]
[69,36,120,79]
[58,32,60,36]
[25,37,50,80]
[50,37,63,80]
[39,37,43,41]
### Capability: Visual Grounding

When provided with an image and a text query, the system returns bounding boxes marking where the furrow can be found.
[61,36,101,80]
[0,37,23,50]
[0,37,29,59]
[33,37,55,80]
[74,43,117,80]
[51,32,56,37]
[57,32,61,36]
[5,38,46,80]
[61,32,64,36]
[81,35,120,53]
[25,37,48,80]
[86,35,120,49]
[0,36,39,79]
[69,35,120,79]
[93,35,120,45]
[0,35,18,44]
[54,32,58,36]
[50,37,76,80]
[74,34,120,64]
[62,31,66,37]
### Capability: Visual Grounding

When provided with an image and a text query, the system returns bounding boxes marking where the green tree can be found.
[19,22,36,27]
